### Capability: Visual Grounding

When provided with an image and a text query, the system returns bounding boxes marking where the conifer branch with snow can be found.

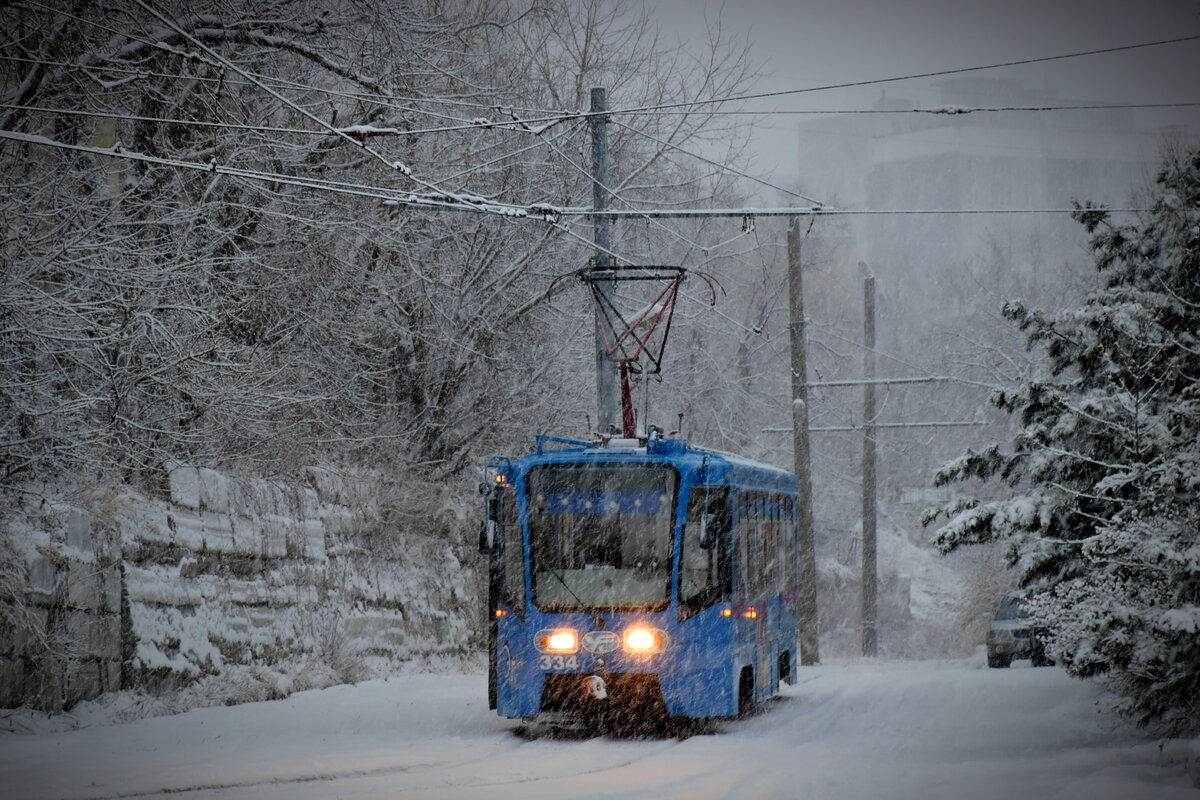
[926,144,1200,734]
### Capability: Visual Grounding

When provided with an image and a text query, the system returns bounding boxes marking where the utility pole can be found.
[788,219,820,665]
[861,268,878,657]
[590,87,618,433]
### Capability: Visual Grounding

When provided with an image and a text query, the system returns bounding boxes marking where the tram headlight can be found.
[624,628,665,653]
[535,629,578,653]
[548,631,576,651]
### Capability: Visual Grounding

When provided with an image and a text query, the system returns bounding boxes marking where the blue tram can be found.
[481,430,802,721]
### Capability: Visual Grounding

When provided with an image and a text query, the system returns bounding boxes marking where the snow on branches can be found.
[0,0,761,485]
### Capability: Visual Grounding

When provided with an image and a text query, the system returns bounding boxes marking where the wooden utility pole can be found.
[861,269,878,657]
[788,219,820,665]
[590,87,618,433]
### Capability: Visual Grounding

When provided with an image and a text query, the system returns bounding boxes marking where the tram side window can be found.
[763,498,778,593]
[679,486,731,622]
[735,491,793,600]
[499,486,525,618]
[734,494,763,599]
[780,496,798,594]
[735,494,751,602]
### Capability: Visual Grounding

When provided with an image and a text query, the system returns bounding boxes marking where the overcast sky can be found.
[651,0,1200,183]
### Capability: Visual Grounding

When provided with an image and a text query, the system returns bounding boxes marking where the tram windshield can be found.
[527,462,677,612]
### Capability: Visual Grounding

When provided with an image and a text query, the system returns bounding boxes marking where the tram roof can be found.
[494,433,796,488]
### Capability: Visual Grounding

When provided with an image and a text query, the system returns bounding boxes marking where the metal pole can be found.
[788,219,820,665]
[590,87,618,434]
[861,269,878,657]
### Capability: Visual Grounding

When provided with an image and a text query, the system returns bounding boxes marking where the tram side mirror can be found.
[479,494,499,553]
[699,490,728,550]
[480,519,498,552]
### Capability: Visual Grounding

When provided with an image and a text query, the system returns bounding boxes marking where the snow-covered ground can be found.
[2,657,1197,800]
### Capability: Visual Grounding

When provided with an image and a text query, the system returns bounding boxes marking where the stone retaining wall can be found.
[1,466,475,712]
[0,507,123,711]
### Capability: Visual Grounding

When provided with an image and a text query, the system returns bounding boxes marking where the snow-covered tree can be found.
[924,144,1200,733]
[0,0,759,486]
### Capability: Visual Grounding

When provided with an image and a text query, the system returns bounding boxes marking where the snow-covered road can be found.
[3,658,1196,799]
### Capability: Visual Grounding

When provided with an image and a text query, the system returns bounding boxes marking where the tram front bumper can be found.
[540,672,666,714]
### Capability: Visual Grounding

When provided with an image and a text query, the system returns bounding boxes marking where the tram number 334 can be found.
[539,655,580,671]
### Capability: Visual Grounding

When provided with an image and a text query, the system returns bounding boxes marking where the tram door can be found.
[735,493,765,699]
[738,492,782,699]
[484,482,523,710]
[758,499,774,695]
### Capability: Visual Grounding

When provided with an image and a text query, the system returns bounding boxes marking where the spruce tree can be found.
[925,145,1200,733]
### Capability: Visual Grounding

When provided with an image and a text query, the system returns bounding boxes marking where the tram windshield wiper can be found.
[546,567,589,611]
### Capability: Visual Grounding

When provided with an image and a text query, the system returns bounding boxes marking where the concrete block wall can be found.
[1,465,475,712]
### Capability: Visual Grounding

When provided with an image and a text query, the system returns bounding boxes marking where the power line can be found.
[524,112,715,257]
[9,10,1198,142]
[0,101,587,181]
[601,34,1200,117]
[1,3,581,138]
[12,1,568,142]
[8,18,1196,216]
[10,79,1196,143]
[3,127,1151,220]
[0,54,516,132]
[608,117,826,207]
[358,33,1200,131]
[436,118,587,184]
[808,376,998,390]
[613,101,1200,117]
[12,47,1195,148]
[0,103,324,137]
[553,206,1145,218]
[342,30,1197,136]
[15,0,558,121]
[0,128,536,217]
[0,128,1151,220]
[802,421,989,432]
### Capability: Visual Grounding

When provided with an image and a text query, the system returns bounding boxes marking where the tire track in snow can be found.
[71,729,683,799]
[64,740,525,800]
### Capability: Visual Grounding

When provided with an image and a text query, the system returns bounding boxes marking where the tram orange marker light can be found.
[721,608,733,617]
[743,606,757,619]
[495,609,506,617]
